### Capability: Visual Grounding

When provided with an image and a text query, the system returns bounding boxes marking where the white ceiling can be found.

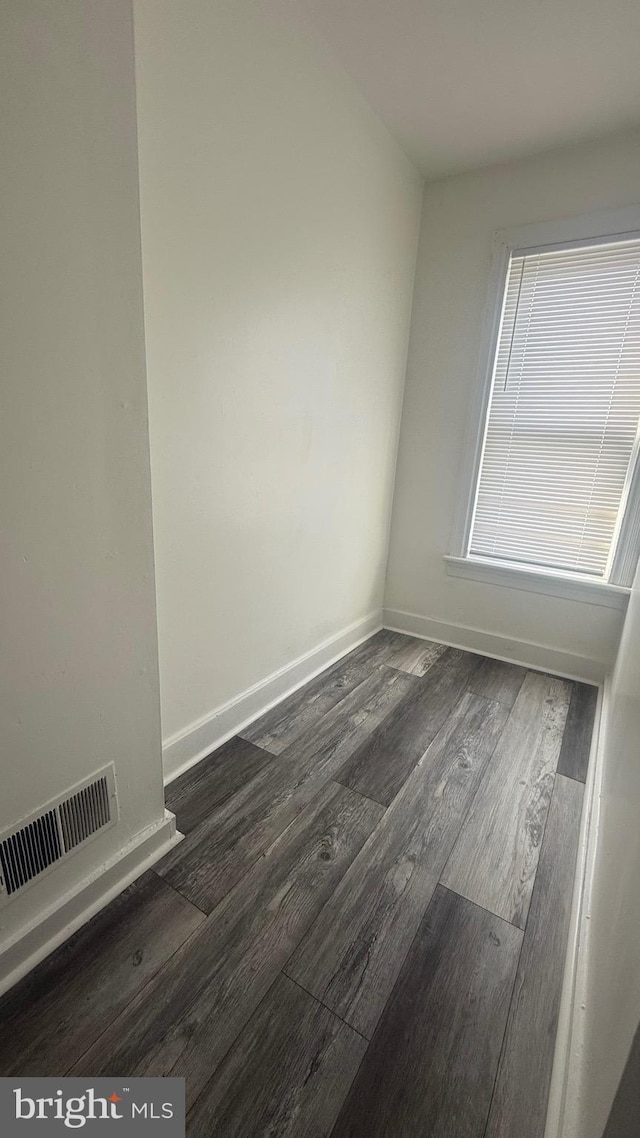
[295,0,640,179]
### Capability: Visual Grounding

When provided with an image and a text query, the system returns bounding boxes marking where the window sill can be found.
[443,555,630,611]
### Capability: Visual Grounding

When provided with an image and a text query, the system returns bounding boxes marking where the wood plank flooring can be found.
[383,633,448,676]
[286,691,509,1037]
[331,885,523,1138]
[0,630,597,1138]
[72,782,382,1109]
[165,735,273,834]
[484,774,584,1138]
[187,974,368,1138]
[241,630,410,754]
[338,647,481,805]
[556,681,598,782]
[441,670,572,928]
[468,654,527,707]
[0,871,205,1076]
[156,662,414,913]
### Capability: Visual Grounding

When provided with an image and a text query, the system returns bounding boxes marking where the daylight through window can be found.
[469,236,640,582]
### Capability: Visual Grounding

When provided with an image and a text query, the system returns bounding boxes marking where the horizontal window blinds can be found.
[469,237,640,577]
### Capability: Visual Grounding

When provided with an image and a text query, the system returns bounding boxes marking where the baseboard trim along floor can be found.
[0,809,181,999]
[383,608,607,685]
[162,611,383,785]
[545,680,608,1138]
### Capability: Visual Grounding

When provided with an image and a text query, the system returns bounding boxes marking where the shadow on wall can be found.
[603,1023,640,1138]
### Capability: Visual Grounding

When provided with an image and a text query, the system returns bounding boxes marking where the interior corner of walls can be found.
[383,607,607,684]
[0,810,180,1000]
[162,610,383,785]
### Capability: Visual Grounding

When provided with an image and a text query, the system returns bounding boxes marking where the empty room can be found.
[2,1,640,1136]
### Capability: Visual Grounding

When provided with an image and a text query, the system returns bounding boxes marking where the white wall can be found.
[571,564,640,1137]
[385,130,640,675]
[133,0,422,763]
[0,0,167,964]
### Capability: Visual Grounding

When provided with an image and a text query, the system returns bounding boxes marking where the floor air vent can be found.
[0,765,117,905]
[59,775,111,852]
[0,811,62,897]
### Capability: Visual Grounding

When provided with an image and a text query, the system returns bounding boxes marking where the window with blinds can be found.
[468,236,640,580]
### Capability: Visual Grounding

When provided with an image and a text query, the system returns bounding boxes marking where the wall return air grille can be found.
[0,765,117,906]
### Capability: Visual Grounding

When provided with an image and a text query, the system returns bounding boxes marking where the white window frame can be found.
[446,204,640,613]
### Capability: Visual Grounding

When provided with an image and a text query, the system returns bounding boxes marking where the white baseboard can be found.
[163,611,383,785]
[0,809,181,998]
[545,681,609,1138]
[383,608,606,684]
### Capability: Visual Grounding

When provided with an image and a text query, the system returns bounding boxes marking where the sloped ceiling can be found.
[293,0,640,178]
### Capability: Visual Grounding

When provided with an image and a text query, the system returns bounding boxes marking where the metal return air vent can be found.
[0,765,117,906]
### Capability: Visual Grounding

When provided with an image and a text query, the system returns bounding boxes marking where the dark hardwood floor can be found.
[0,629,597,1137]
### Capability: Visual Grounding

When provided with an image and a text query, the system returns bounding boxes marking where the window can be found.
[448,212,640,607]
